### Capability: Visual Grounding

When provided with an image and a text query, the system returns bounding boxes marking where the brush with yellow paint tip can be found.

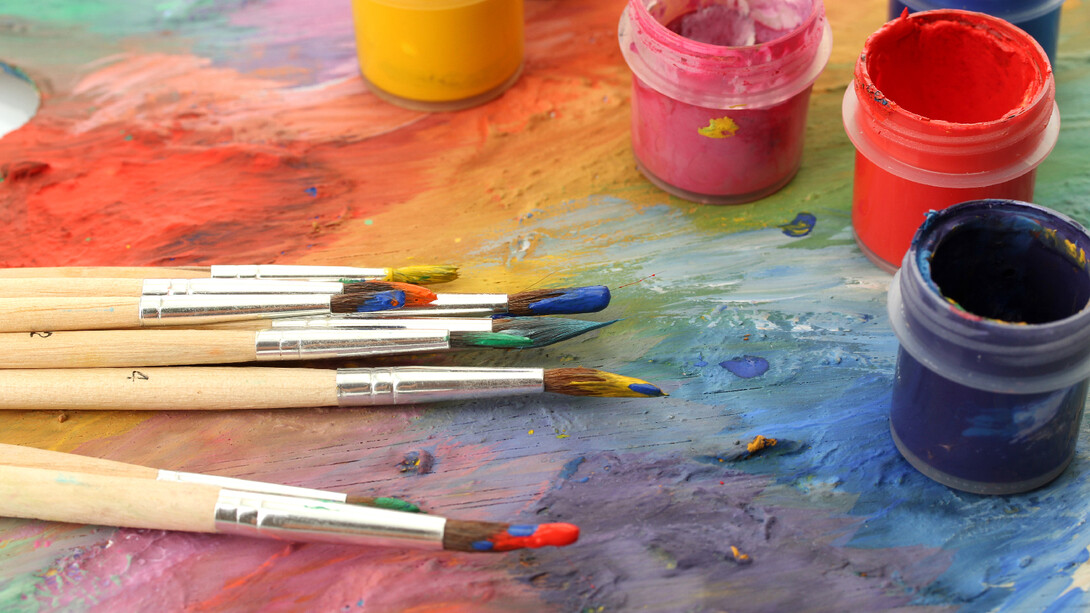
[0,443,422,513]
[0,366,667,410]
[0,264,459,285]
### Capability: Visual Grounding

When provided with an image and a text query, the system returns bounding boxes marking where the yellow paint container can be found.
[351,0,525,110]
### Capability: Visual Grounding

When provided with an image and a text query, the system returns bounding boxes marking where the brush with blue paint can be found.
[0,289,407,333]
[0,464,579,553]
[0,443,421,513]
[356,285,612,317]
[0,365,666,410]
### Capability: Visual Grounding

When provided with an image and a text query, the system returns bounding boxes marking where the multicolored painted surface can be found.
[0,0,1088,610]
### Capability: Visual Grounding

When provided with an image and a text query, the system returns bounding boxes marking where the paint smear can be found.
[779,212,817,237]
[698,116,740,139]
[719,356,771,378]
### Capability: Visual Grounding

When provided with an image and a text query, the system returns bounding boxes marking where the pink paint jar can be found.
[843,10,1059,271]
[618,0,832,204]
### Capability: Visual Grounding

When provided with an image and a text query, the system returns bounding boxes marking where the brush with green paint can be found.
[0,443,422,513]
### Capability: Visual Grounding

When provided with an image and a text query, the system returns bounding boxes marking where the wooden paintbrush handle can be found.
[0,330,259,368]
[0,367,338,410]
[0,297,141,332]
[0,278,146,297]
[0,465,218,532]
[0,267,207,279]
[0,443,157,479]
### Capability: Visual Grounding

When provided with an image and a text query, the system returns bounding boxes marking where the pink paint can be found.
[619,0,832,204]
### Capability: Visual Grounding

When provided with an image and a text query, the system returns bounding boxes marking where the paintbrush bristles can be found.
[543,368,667,397]
[388,265,459,285]
[506,286,611,316]
[329,290,404,313]
[344,281,437,306]
[443,519,580,552]
[442,519,511,552]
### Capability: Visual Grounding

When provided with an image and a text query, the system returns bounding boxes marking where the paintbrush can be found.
[192,316,618,348]
[0,278,437,305]
[0,366,666,410]
[0,291,409,333]
[0,464,578,552]
[0,264,459,285]
[0,443,420,513]
[0,325,569,368]
[344,285,613,317]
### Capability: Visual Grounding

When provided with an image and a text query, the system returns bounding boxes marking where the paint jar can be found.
[618,0,833,204]
[888,199,1090,495]
[843,10,1059,272]
[350,0,524,111]
[888,0,1064,63]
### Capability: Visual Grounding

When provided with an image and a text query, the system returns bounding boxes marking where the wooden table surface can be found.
[0,1,1088,611]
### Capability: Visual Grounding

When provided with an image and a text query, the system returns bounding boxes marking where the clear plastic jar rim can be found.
[842,86,1061,189]
[619,1,833,109]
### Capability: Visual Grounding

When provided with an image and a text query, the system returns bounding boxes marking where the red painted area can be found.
[850,153,1036,266]
[490,523,580,551]
[866,14,1041,124]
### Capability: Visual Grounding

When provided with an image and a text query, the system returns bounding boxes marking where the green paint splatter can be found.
[371,497,421,513]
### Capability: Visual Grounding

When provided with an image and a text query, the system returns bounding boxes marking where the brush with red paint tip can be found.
[0,464,575,553]
[0,290,407,333]
[444,520,581,552]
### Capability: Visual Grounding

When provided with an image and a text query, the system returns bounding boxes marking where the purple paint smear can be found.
[720,356,771,378]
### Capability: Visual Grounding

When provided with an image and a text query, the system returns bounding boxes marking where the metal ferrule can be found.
[254,329,450,360]
[213,489,446,548]
[209,265,387,280]
[269,317,494,332]
[157,470,347,503]
[137,294,332,324]
[353,293,508,318]
[336,366,544,406]
[142,279,347,296]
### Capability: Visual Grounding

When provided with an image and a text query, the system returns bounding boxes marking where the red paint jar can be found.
[619,0,832,204]
[843,10,1059,271]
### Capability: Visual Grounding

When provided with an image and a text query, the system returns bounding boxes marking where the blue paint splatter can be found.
[305,186,318,197]
[397,450,435,476]
[355,290,405,312]
[506,525,537,537]
[779,212,817,237]
[471,541,494,551]
[694,355,708,367]
[527,286,610,315]
[719,356,770,378]
[558,456,586,487]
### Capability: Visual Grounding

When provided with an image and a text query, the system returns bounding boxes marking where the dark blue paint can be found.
[891,348,1087,488]
[891,200,1090,494]
[628,383,665,397]
[304,186,318,197]
[778,212,817,237]
[527,286,610,315]
[719,356,770,379]
[558,456,586,486]
[889,0,1063,62]
[471,541,494,551]
[356,290,405,312]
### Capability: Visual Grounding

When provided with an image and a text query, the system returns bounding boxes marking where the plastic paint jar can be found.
[888,200,1090,495]
[351,0,524,111]
[888,0,1064,63]
[618,0,833,204]
[843,10,1059,272]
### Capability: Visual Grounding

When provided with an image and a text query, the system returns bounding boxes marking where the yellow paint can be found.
[730,545,750,562]
[747,435,777,454]
[351,0,524,103]
[0,412,153,452]
[528,429,534,435]
[570,371,666,398]
[698,116,740,139]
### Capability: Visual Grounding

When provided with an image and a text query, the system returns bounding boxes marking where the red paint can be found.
[845,10,1057,270]
[489,522,579,551]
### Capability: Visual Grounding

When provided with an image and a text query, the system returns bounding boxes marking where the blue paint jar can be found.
[888,1,1064,63]
[888,200,1090,494]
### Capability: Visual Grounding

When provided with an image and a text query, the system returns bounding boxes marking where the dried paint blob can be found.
[779,212,816,237]
[719,356,770,378]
